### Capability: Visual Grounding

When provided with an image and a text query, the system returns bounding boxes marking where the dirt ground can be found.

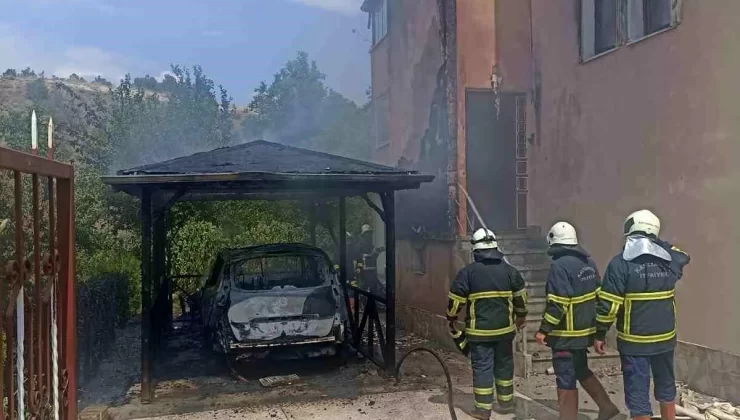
[80,319,480,419]
[78,320,652,420]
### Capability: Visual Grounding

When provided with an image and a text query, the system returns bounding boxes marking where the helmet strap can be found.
[470,235,496,245]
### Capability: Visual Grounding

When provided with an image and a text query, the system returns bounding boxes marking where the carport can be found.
[102,140,433,403]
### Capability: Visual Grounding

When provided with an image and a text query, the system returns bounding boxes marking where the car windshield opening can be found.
[233,254,326,291]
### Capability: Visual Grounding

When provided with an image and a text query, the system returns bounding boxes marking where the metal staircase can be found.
[495,227,620,378]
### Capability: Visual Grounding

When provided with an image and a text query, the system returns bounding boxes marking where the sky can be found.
[0,0,371,105]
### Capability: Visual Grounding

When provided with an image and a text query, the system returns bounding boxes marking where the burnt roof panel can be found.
[118,140,407,176]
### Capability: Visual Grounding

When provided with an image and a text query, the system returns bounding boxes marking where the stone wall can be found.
[675,340,740,404]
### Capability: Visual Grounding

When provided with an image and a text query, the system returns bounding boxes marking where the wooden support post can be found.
[382,192,396,372]
[140,190,153,404]
[164,211,173,329]
[153,210,166,349]
[339,197,347,288]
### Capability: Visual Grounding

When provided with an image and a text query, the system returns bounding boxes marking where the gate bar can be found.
[14,171,26,420]
[0,147,72,179]
[32,127,43,419]
[57,175,77,419]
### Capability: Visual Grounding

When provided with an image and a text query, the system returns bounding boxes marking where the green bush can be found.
[78,248,141,319]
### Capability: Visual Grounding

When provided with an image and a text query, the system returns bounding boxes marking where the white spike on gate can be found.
[31,110,38,151]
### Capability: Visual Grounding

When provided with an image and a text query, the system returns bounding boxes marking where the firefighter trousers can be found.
[469,340,515,411]
[621,350,676,418]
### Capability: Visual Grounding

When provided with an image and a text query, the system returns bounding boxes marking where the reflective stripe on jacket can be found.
[538,246,600,349]
[595,238,690,356]
[447,248,528,342]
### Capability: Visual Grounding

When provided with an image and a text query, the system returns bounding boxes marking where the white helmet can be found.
[471,228,498,250]
[624,209,660,237]
[547,222,578,246]
[361,224,372,234]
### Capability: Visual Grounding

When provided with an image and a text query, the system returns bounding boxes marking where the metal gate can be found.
[0,116,77,420]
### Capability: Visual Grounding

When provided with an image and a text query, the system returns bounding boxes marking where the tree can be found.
[69,73,86,82]
[243,51,327,142]
[20,67,36,77]
[242,51,371,160]
[93,75,112,87]
[159,74,178,93]
[108,65,233,169]
[3,68,17,77]
[133,75,158,90]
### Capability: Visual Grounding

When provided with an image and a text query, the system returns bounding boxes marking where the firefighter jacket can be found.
[595,236,690,356]
[446,249,528,343]
[538,245,600,350]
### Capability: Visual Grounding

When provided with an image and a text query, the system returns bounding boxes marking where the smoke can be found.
[239,89,371,161]
[108,67,234,173]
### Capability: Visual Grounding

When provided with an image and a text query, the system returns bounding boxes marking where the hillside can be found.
[0,75,249,137]
[0,76,114,110]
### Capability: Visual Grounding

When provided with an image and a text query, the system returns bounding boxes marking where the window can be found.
[232,255,325,291]
[371,0,388,45]
[580,0,680,61]
[580,0,618,59]
[627,0,672,41]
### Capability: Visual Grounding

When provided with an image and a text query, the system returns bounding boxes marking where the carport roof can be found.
[103,140,433,199]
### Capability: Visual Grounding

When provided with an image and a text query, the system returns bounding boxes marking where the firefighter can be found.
[535,222,620,420]
[595,210,690,420]
[446,228,528,419]
[358,224,374,257]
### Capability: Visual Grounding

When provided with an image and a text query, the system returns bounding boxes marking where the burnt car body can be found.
[200,244,347,359]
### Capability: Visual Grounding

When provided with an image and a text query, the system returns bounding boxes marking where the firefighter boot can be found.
[469,408,491,420]
[659,402,676,420]
[496,400,515,415]
[557,389,579,420]
[580,375,620,420]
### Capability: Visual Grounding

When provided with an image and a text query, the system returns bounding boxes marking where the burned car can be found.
[200,244,348,360]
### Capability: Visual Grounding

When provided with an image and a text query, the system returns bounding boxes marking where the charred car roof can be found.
[218,243,333,262]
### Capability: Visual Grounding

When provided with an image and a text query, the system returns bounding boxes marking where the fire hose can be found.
[394,347,458,420]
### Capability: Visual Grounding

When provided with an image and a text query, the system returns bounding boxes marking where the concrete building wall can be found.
[528,0,740,401]
[454,0,497,235]
[370,30,391,166]
[368,0,459,342]
[495,0,532,93]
